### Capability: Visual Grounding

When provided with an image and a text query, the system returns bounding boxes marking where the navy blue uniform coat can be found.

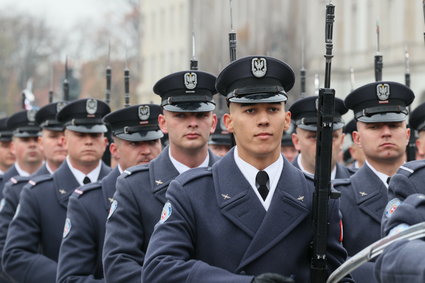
[143,150,350,283]
[0,165,18,199]
[56,167,120,283]
[2,161,110,283]
[102,146,219,283]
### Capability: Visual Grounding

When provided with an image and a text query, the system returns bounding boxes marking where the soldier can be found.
[0,110,43,199]
[375,193,425,283]
[290,96,353,179]
[3,98,111,283]
[344,118,365,169]
[333,81,413,282]
[408,102,425,160]
[56,104,163,282]
[208,115,232,157]
[0,118,15,174]
[102,70,220,283]
[281,122,297,163]
[142,56,351,283]
[0,102,68,282]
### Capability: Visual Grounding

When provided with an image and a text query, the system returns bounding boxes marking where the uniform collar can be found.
[297,153,337,180]
[365,160,390,188]
[168,147,209,174]
[233,146,283,211]
[15,162,31,177]
[66,156,102,186]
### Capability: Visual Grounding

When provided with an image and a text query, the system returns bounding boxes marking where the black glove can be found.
[252,273,295,283]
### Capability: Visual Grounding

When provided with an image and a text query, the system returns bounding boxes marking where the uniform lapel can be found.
[238,160,311,268]
[352,165,388,223]
[53,162,81,208]
[214,151,266,238]
[150,147,180,205]
[101,167,121,211]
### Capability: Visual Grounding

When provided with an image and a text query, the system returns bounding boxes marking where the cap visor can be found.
[163,102,215,112]
[229,93,287,104]
[66,124,108,133]
[115,130,164,142]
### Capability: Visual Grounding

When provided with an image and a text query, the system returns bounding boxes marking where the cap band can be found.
[295,116,343,127]
[113,125,160,135]
[66,118,104,127]
[355,105,407,120]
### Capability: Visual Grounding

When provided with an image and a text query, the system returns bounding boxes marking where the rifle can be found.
[311,3,340,283]
[374,21,383,81]
[228,0,237,62]
[102,45,112,167]
[63,57,70,101]
[405,47,416,161]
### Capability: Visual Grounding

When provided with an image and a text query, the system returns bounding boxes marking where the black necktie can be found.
[256,171,269,200]
[83,176,91,184]
[386,177,391,185]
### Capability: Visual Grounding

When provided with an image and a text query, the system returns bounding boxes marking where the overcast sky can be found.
[0,0,127,30]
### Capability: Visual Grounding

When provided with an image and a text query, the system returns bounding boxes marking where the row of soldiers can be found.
[0,54,423,283]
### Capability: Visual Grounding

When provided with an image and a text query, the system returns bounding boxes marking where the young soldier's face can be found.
[64,130,108,166]
[11,136,43,166]
[354,121,410,163]
[159,110,216,152]
[110,138,162,170]
[39,129,67,166]
[224,102,290,163]
[0,140,15,170]
[292,128,344,173]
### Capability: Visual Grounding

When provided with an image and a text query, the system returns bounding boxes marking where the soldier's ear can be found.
[223,113,233,133]
[352,131,361,147]
[158,114,168,134]
[210,113,217,134]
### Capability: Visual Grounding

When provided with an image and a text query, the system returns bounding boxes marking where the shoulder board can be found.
[175,167,212,186]
[332,178,351,187]
[122,164,149,177]
[9,176,30,184]
[397,160,425,177]
[72,182,102,198]
[28,174,53,188]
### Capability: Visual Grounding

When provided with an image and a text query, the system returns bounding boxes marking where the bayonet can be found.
[124,59,130,107]
[374,21,383,81]
[228,0,237,62]
[349,67,355,91]
[190,32,198,70]
[48,67,54,103]
[105,43,112,105]
[63,56,69,101]
[300,38,306,97]
[314,74,320,96]
[404,46,410,88]
[423,0,425,43]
